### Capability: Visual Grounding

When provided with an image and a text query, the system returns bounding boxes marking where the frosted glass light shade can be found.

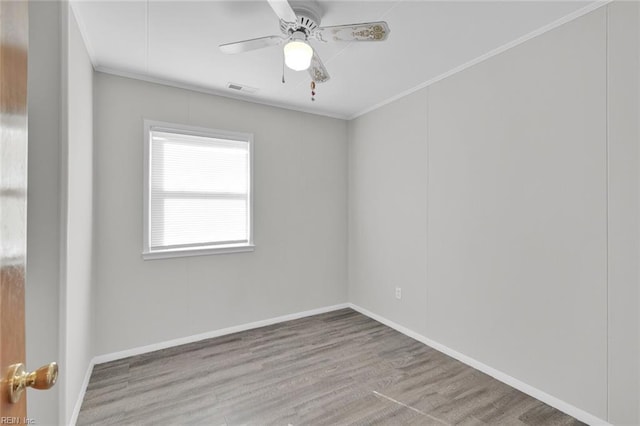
[284,40,313,71]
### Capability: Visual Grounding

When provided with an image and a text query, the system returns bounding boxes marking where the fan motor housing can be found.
[280,0,322,36]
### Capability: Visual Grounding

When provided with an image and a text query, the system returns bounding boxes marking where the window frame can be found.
[142,119,254,260]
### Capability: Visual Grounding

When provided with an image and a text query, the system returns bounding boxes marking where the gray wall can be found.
[427,7,606,417]
[62,7,95,425]
[92,73,348,355]
[348,89,428,335]
[607,3,639,424]
[26,1,61,423]
[348,4,638,424]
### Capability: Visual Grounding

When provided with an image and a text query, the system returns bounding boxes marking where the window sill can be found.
[142,244,255,260]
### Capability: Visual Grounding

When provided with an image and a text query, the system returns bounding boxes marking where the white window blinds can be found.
[145,123,252,257]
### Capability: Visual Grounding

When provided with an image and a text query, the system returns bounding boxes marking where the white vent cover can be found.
[227,82,258,93]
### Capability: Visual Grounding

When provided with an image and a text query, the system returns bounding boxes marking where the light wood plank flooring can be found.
[77,309,584,425]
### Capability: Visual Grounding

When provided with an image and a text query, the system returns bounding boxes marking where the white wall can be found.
[61,7,94,425]
[349,4,638,424]
[26,1,61,423]
[92,73,348,355]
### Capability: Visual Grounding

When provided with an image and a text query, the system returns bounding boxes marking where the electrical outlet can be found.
[395,287,402,299]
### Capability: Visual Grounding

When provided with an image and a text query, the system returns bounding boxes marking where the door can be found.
[0,0,29,418]
[1,0,57,420]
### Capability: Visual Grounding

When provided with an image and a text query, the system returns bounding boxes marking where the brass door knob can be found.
[6,362,58,403]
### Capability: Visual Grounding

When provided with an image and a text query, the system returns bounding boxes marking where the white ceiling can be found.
[71,0,600,119]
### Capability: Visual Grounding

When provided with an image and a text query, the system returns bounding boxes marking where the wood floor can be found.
[77,309,584,425]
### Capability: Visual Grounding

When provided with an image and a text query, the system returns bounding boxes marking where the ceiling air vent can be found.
[227,82,258,94]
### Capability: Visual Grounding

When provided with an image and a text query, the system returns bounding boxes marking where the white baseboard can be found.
[347,303,611,426]
[91,303,349,365]
[69,303,349,425]
[70,302,609,426]
[68,357,96,426]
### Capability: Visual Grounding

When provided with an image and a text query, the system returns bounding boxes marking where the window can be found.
[143,120,253,259]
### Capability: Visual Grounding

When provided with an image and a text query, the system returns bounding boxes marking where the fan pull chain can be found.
[310,80,316,102]
[282,51,285,84]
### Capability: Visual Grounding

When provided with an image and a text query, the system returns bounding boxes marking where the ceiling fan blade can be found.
[316,21,390,42]
[308,51,330,84]
[219,35,284,54]
[266,0,297,23]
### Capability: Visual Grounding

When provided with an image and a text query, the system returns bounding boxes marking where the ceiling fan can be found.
[219,0,390,84]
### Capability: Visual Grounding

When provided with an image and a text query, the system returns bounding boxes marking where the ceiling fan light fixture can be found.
[284,37,313,71]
